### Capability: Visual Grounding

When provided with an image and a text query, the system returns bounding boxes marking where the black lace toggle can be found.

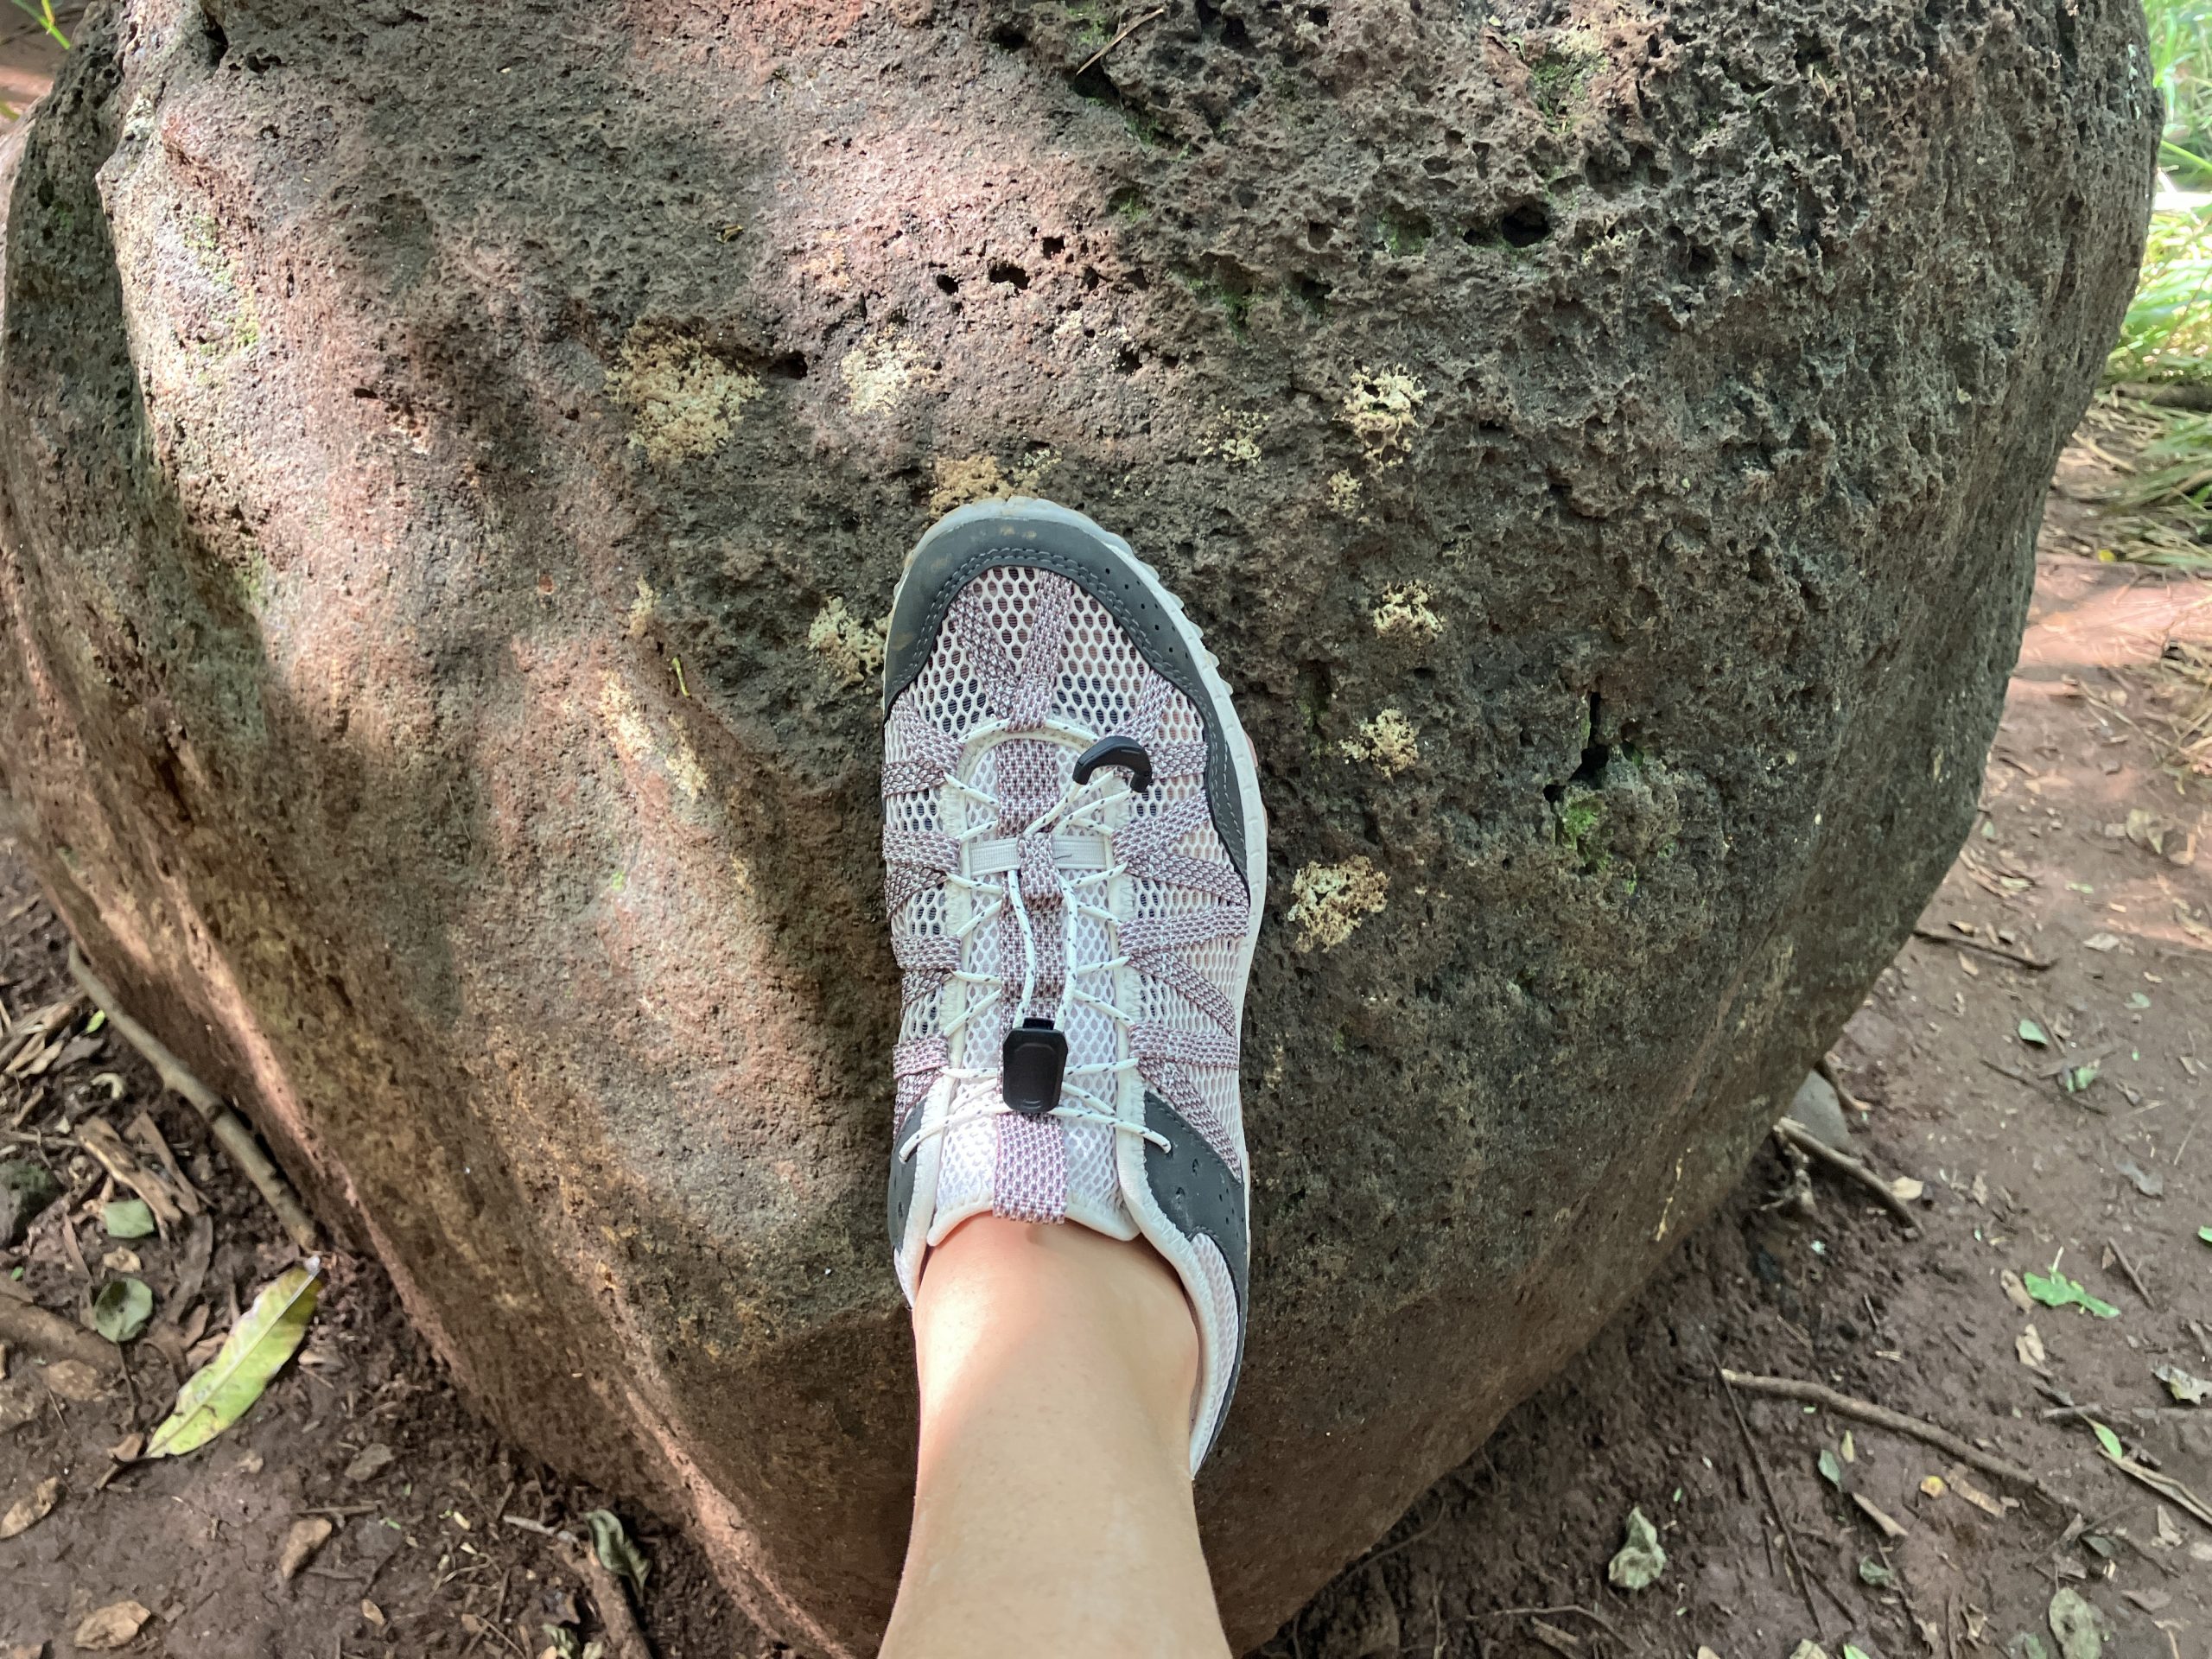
[1001,1017,1069,1117]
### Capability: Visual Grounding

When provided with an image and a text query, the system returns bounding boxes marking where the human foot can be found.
[880,498,1265,1467]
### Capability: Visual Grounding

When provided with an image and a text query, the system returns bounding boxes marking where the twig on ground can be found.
[1480,1606,1620,1637]
[1979,1057,2046,1089]
[1912,927,2054,971]
[1714,1362,1827,1639]
[2101,1453,2212,1530]
[1816,1055,1872,1115]
[1719,1370,2080,1516]
[2107,1239,2156,1309]
[69,944,319,1252]
[1774,1117,1920,1231]
[2191,1320,2212,1368]
[0,1292,118,1371]
[566,1538,655,1659]
[1073,5,1165,76]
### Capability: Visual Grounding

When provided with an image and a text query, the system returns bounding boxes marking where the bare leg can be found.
[881,1217,1232,1659]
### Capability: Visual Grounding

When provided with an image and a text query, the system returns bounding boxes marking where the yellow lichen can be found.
[1200,409,1268,467]
[808,596,889,683]
[1287,856,1390,951]
[627,575,658,639]
[605,328,763,466]
[1328,471,1364,515]
[1340,708,1421,775]
[1370,583,1443,639]
[1339,365,1427,464]
[841,329,932,415]
[926,449,1062,515]
[598,672,707,800]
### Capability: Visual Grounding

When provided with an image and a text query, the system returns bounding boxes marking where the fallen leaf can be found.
[2018,1019,2050,1047]
[145,1261,321,1458]
[2024,1268,2120,1319]
[2153,1363,2209,1404]
[2017,1325,2047,1369]
[1841,1431,1855,1464]
[2001,1269,2035,1313]
[41,1359,105,1402]
[1602,1506,1668,1597]
[1789,1644,1830,1659]
[2083,932,2120,952]
[2063,1064,2100,1095]
[587,1506,652,1597]
[1859,1556,1896,1587]
[2155,1507,2183,1548]
[361,1599,385,1628]
[2114,1158,2163,1198]
[109,1431,143,1461]
[2091,1421,2124,1461]
[344,1442,396,1482]
[1921,1474,1948,1497]
[99,1198,154,1240]
[99,1249,141,1274]
[0,1474,61,1539]
[279,1514,334,1580]
[1853,1491,1907,1538]
[73,1600,151,1650]
[1948,1466,2012,1516]
[2123,1589,2171,1614]
[1844,1647,1872,1659]
[1818,1448,1845,1491]
[92,1277,154,1344]
[1891,1175,1925,1203]
[2048,1587,2107,1659]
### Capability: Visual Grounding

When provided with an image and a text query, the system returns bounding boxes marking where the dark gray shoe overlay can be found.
[1143,1090,1248,1463]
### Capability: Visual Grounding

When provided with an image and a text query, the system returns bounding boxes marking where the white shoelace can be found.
[897,760,1173,1162]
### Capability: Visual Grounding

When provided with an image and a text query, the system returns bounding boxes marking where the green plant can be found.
[2110,0,2212,384]
[9,0,68,49]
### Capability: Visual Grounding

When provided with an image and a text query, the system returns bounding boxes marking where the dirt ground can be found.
[1,243,2208,1656]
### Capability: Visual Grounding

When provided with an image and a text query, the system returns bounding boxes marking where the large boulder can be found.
[0,0,2150,1649]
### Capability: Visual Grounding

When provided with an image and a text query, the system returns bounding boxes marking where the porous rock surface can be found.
[0,0,2151,1648]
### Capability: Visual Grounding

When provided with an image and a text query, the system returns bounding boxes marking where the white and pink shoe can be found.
[880,499,1267,1467]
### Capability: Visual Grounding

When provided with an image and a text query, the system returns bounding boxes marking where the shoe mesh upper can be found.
[884,566,1252,1234]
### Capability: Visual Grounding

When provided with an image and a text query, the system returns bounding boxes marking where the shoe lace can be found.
[898,757,1173,1161]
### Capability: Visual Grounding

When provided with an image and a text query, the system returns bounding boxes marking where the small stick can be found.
[1478,1607,1621,1637]
[1073,4,1165,76]
[1979,1057,2045,1089]
[566,1539,654,1659]
[1715,1363,1827,1639]
[1720,1370,2080,1516]
[1912,927,2054,971]
[69,945,319,1252]
[2106,1239,2155,1309]
[1816,1056,1870,1115]
[0,1294,118,1371]
[1774,1118,1919,1231]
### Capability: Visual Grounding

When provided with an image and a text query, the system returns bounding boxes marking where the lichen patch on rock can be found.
[1340,366,1427,464]
[1201,409,1268,466]
[605,328,762,466]
[1370,583,1443,639]
[1329,471,1363,514]
[1287,856,1390,950]
[840,330,931,415]
[926,449,1061,515]
[807,597,889,683]
[1340,709,1421,775]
